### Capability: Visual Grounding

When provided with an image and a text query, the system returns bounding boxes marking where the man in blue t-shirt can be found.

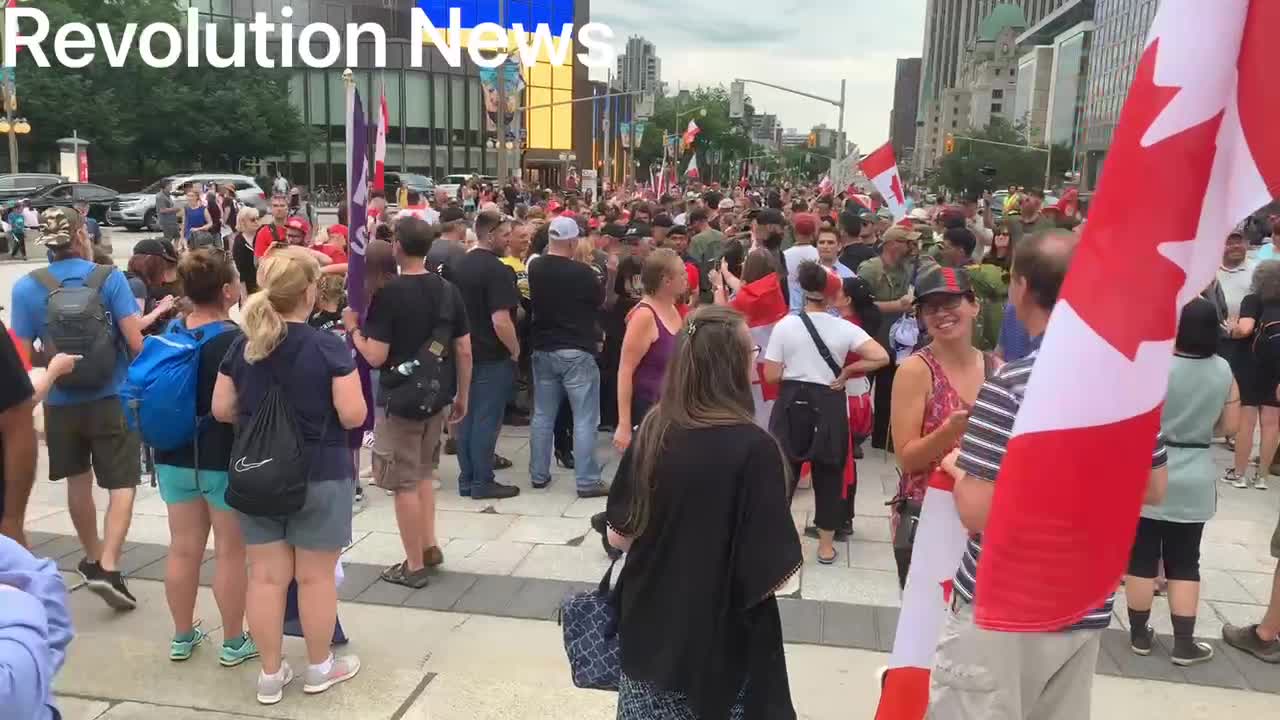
[10,207,144,611]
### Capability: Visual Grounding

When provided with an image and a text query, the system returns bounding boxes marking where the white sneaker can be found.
[303,654,361,694]
[1223,469,1241,485]
[257,662,294,705]
[1255,475,1270,491]
[1230,471,1250,489]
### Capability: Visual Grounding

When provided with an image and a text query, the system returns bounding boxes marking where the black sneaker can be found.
[471,482,521,500]
[88,569,138,611]
[77,557,101,585]
[577,482,610,499]
[1223,623,1280,663]
[1130,625,1155,656]
[1172,641,1215,667]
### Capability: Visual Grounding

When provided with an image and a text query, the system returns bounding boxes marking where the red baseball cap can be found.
[792,213,818,237]
[327,224,349,238]
[286,216,311,236]
[824,269,842,299]
[685,261,700,292]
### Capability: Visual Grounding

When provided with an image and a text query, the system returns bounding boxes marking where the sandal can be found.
[380,562,430,589]
[817,549,839,565]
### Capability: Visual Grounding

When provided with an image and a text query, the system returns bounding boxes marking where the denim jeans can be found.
[530,349,601,490]
[456,359,515,495]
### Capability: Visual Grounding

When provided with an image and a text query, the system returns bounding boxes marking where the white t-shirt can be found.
[401,206,440,225]
[1218,261,1255,317]
[765,311,872,386]
[782,244,819,311]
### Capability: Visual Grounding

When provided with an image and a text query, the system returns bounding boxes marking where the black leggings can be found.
[791,460,852,531]
[1127,517,1206,582]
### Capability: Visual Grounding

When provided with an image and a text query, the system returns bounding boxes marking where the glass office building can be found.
[186,0,592,189]
[1079,0,1158,190]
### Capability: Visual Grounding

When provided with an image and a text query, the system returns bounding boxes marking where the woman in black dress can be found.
[606,304,802,720]
[1226,259,1280,490]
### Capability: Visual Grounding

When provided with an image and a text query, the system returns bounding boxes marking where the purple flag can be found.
[346,84,374,433]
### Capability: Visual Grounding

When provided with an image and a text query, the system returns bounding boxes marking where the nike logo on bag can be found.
[233,457,273,472]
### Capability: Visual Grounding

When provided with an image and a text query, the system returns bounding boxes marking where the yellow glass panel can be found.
[530,62,552,89]
[552,88,573,150]
[529,87,552,149]
[552,64,572,89]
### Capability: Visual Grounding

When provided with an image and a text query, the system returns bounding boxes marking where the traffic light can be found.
[944,134,955,154]
[807,132,817,148]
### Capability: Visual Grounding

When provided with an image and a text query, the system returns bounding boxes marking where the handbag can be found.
[559,558,621,691]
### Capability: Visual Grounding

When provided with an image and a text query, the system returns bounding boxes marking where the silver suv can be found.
[108,173,269,231]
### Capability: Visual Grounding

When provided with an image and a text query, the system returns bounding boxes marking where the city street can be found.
[3,223,1279,717]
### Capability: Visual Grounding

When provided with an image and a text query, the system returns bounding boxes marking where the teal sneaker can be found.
[170,627,208,661]
[219,633,260,667]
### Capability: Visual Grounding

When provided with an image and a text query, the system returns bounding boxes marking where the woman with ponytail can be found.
[606,304,803,720]
[212,246,368,705]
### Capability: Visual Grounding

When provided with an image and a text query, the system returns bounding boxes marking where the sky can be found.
[588,0,927,155]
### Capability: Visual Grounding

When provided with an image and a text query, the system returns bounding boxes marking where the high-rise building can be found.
[915,1,1069,174]
[1080,0,1159,190]
[615,35,663,96]
[890,58,922,166]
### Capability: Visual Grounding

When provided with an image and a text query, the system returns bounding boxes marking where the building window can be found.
[951,120,957,128]
[994,68,1001,76]
[992,89,1004,99]
[991,103,1002,113]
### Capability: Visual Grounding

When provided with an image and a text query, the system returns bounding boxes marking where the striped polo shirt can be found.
[953,350,1168,631]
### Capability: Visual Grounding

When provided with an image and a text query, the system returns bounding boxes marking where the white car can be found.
[434,173,497,202]
[108,173,268,231]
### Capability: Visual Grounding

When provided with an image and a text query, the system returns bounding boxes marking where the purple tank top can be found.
[633,303,677,404]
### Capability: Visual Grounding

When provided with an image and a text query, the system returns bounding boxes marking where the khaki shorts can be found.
[45,396,141,490]
[372,411,446,493]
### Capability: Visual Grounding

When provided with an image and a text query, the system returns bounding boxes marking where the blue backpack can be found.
[121,320,230,452]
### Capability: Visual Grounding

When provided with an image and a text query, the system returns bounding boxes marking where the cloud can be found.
[590,0,926,153]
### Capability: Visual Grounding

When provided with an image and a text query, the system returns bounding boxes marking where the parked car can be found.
[0,173,67,205]
[20,182,118,222]
[384,171,434,201]
[108,173,268,231]
[435,173,497,200]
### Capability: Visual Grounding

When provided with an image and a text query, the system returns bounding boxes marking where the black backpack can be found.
[32,265,119,389]
[382,278,457,420]
[226,354,327,516]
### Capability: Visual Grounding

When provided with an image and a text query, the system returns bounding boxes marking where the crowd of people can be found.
[1,172,1279,719]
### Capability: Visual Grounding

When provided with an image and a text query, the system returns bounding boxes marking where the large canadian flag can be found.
[858,142,908,220]
[976,0,1279,633]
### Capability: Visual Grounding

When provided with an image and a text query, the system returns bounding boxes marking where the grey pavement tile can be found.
[777,597,822,645]
[1100,629,1188,684]
[1154,636,1250,690]
[197,557,218,586]
[504,578,576,620]
[874,606,900,652]
[452,574,527,616]
[129,556,169,582]
[119,544,170,575]
[26,531,59,549]
[1216,643,1280,694]
[40,536,89,565]
[354,578,417,606]
[337,562,384,601]
[403,571,480,611]
[819,602,878,650]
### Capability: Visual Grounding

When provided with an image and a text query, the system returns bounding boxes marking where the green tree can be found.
[7,0,314,178]
[936,117,1073,194]
[635,86,753,185]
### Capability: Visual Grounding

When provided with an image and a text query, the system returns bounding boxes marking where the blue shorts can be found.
[155,464,232,512]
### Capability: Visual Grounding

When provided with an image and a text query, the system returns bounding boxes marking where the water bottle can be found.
[395,359,420,376]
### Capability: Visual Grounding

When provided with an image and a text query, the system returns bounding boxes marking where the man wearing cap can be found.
[783,213,820,312]
[426,207,470,279]
[753,208,790,302]
[9,207,146,610]
[837,212,877,274]
[1007,189,1056,247]
[650,213,673,248]
[527,217,608,497]
[400,189,440,225]
[858,224,935,449]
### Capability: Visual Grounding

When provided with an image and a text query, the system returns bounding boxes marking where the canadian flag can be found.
[684,153,700,179]
[975,0,1280,633]
[681,119,701,151]
[373,88,388,192]
[818,175,833,196]
[731,273,788,428]
[858,142,908,220]
[874,470,971,720]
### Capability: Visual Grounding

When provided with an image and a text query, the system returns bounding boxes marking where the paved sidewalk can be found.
[48,579,1280,720]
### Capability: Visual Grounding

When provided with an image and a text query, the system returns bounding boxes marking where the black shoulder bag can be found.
[383,278,458,420]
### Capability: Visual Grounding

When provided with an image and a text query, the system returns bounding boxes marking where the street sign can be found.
[729,81,745,119]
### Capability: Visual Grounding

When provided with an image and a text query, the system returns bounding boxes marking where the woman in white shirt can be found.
[764,261,889,564]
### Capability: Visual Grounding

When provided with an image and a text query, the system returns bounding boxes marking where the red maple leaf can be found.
[940,579,954,605]
[889,173,905,206]
[1062,39,1223,360]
